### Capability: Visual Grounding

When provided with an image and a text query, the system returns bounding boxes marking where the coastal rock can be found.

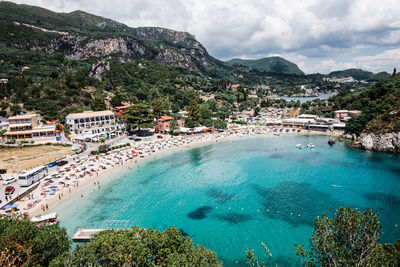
[359,132,400,153]
[328,137,336,145]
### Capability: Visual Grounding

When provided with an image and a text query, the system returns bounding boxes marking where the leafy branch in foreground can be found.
[295,206,398,266]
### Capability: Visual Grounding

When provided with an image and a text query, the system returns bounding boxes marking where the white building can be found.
[0,118,9,130]
[65,110,123,138]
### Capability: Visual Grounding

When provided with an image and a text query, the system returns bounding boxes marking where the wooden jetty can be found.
[72,229,105,242]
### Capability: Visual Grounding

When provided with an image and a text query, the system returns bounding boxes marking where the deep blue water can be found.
[56,135,400,266]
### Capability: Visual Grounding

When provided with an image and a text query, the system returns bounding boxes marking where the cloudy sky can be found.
[9,0,400,74]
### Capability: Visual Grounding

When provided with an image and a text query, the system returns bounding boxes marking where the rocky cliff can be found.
[0,1,222,76]
[354,132,400,153]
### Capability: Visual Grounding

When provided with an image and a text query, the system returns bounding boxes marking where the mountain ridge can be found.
[329,68,390,81]
[225,56,305,76]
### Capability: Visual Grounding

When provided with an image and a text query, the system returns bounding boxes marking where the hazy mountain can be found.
[225,57,305,76]
[329,68,390,81]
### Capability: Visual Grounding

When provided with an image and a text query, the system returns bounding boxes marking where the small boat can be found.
[296,144,304,149]
[307,143,315,148]
[31,212,58,226]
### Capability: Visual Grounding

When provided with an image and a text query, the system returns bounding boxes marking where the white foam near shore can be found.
[10,126,340,218]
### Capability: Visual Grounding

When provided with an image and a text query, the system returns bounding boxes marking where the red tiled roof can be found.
[158,116,173,121]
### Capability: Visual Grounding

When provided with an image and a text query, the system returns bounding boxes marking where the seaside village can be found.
[0,105,361,224]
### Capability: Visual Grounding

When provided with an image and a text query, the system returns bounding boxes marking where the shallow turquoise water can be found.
[56,135,400,266]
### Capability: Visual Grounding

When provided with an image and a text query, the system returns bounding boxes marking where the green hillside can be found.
[329,68,390,81]
[225,57,305,76]
[329,73,400,134]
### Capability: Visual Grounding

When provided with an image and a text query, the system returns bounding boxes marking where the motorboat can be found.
[307,143,315,148]
[31,212,58,226]
[296,144,304,149]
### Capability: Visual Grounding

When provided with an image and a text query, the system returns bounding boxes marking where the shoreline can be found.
[13,127,341,219]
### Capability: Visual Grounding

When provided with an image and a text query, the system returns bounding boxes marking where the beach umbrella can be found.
[3,204,17,210]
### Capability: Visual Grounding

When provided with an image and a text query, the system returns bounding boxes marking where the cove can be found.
[55,135,400,266]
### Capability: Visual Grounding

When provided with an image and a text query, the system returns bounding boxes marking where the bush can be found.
[0,217,70,266]
[51,226,220,266]
[98,144,109,153]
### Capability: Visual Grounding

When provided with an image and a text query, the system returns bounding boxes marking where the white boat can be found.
[31,212,58,226]
[307,143,315,148]
[295,144,304,149]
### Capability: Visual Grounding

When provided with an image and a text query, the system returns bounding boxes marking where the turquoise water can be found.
[56,135,400,266]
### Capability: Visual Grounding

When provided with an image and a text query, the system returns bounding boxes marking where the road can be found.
[0,134,129,209]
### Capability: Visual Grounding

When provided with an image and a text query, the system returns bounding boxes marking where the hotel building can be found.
[65,110,124,140]
[3,114,57,141]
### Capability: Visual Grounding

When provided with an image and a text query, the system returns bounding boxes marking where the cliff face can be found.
[356,132,400,153]
[0,2,222,76]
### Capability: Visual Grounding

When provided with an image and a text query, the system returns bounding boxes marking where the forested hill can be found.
[329,68,390,81]
[0,1,228,77]
[330,73,400,134]
[225,57,305,76]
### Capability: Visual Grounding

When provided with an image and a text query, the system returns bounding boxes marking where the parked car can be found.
[57,160,68,166]
[0,169,6,174]
[157,135,163,139]
[2,177,16,185]
[5,186,15,195]
[48,161,58,167]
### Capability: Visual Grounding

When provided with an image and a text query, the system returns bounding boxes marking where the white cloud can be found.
[8,0,400,73]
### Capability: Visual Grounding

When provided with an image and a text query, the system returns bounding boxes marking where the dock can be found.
[72,229,105,242]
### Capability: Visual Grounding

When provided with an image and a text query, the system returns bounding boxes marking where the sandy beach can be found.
[9,126,342,219]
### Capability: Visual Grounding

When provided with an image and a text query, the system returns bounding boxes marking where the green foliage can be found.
[329,68,390,82]
[329,75,400,134]
[185,118,196,129]
[187,93,202,125]
[213,119,227,129]
[151,97,166,118]
[98,144,109,153]
[169,118,180,134]
[125,103,154,131]
[51,226,220,266]
[295,207,384,266]
[226,56,305,76]
[0,217,70,266]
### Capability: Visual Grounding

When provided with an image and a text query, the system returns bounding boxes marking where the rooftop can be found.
[8,114,38,120]
[66,110,114,119]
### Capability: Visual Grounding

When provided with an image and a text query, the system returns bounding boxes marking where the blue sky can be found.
[9,0,400,74]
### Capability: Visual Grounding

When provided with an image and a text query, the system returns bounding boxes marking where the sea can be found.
[274,93,335,103]
[56,135,400,266]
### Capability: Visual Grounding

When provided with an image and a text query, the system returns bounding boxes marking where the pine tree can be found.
[187,93,202,126]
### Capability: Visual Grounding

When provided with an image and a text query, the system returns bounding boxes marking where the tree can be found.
[295,207,384,266]
[169,119,180,134]
[51,226,221,266]
[213,119,227,130]
[0,217,70,266]
[125,104,154,133]
[200,103,213,121]
[151,97,165,118]
[254,106,261,116]
[187,93,202,126]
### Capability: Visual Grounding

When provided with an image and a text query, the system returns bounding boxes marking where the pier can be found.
[72,229,105,242]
